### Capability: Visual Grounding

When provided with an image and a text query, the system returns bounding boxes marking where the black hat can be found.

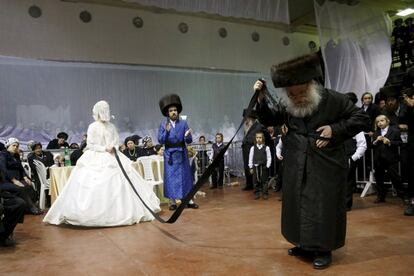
[345,92,358,104]
[124,135,140,145]
[159,94,182,117]
[380,85,401,100]
[271,53,323,88]
[243,108,258,119]
[57,132,68,140]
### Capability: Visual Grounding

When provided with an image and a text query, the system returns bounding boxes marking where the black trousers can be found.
[253,165,269,195]
[374,160,403,200]
[212,162,224,188]
[0,192,26,239]
[0,182,37,212]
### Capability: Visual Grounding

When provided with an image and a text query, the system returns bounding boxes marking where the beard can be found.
[279,82,322,118]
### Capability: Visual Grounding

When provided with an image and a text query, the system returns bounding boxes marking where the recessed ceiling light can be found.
[396,8,414,16]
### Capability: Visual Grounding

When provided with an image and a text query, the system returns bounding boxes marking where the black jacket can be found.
[372,126,402,163]
[46,139,69,150]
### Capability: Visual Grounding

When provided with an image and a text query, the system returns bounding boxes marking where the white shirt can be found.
[351,131,367,161]
[169,119,177,129]
[248,144,271,169]
[276,138,283,160]
[380,126,389,137]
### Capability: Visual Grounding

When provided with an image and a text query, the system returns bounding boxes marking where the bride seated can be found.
[43,100,160,227]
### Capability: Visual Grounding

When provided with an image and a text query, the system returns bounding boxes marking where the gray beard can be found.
[279,82,322,118]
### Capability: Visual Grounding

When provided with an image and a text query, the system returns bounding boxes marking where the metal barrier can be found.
[356,140,408,197]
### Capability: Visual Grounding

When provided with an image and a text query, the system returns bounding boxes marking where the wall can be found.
[0,0,319,73]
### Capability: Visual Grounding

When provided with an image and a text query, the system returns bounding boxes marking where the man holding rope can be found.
[252,53,369,269]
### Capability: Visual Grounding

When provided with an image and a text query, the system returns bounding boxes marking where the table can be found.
[49,166,74,204]
[48,160,168,205]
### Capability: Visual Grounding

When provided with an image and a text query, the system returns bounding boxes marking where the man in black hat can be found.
[252,53,370,269]
[241,109,270,191]
[158,94,198,210]
[380,85,409,127]
[46,132,69,150]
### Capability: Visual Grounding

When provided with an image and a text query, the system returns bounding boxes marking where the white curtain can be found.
[0,56,262,146]
[123,0,289,24]
[314,0,392,99]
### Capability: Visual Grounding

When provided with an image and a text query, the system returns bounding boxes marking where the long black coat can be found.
[256,89,370,251]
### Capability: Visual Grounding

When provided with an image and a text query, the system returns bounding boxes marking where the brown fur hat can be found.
[271,53,323,88]
[159,94,183,117]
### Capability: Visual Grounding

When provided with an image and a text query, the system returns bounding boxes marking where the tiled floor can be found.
[2,184,413,275]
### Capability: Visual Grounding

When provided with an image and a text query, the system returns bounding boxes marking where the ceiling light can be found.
[397,8,414,16]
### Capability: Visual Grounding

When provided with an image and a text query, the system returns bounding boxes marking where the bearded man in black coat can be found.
[252,53,370,269]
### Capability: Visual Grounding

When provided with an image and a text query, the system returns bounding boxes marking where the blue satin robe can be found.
[158,119,193,199]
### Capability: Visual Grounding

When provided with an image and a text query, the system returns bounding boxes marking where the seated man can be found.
[27,142,54,192]
[46,132,69,149]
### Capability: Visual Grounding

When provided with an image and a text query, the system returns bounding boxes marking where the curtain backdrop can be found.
[314,0,392,99]
[0,56,265,147]
[123,0,289,24]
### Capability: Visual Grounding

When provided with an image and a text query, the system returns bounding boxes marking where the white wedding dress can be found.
[43,120,161,227]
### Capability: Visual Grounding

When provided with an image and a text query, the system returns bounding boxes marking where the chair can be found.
[21,161,31,180]
[137,156,163,186]
[33,160,50,210]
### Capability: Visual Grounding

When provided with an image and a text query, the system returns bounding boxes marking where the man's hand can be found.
[315,125,332,148]
[249,168,254,175]
[12,179,24,187]
[185,128,192,137]
[253,80,265,103]
[165,122,171,132]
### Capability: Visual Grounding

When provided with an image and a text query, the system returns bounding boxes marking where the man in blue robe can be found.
[158,94,199,210]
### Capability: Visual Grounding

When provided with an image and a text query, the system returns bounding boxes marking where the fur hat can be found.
[5,137,19,148]
[271,53,323,88]
[57,132,68,140]
[380,85,401,100]
[159,94,182,117]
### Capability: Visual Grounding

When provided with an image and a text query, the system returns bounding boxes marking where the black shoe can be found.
[169,205,177,211]
[0,237,16,247]
[374,198,385,204]
[210,186,217,190]
[313,252,332,269]
[404,204,414,216]
[288,246,307,256]
[187,203,199,209]
[30,207,43,215]
[242,187,253,191]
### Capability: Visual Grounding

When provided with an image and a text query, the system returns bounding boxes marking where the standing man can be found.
[252,53,370,269]
[158,94,198,211]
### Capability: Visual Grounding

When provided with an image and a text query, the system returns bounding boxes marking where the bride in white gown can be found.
[43,100,161,227]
